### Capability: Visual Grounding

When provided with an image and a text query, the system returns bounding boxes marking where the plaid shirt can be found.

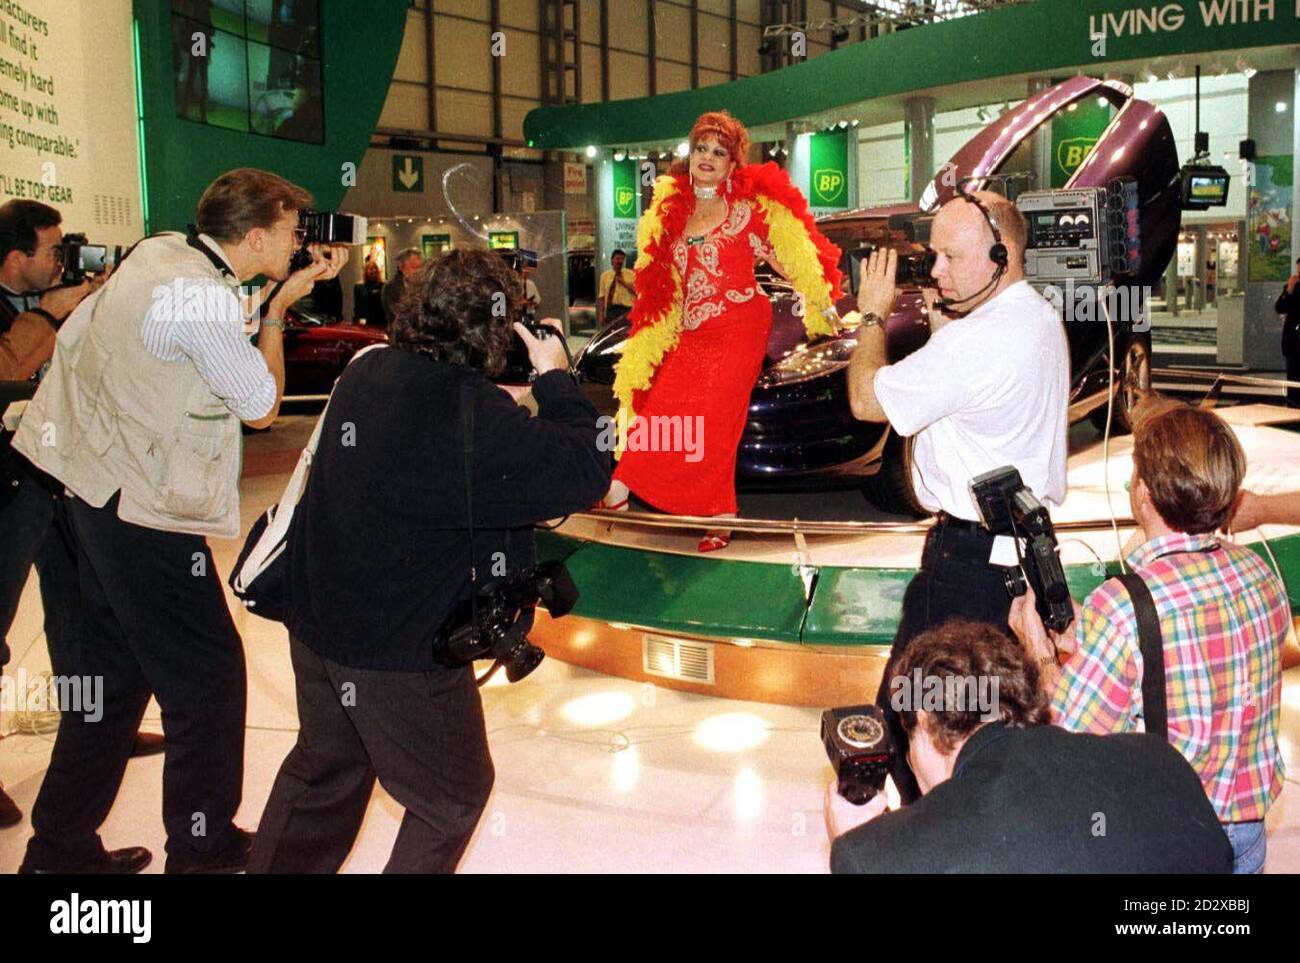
[1052,532,1291,823]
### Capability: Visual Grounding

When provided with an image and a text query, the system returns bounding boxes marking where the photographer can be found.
[826,619,1231,874]
[12,168,346,874]
[0,199,102,829]
[845,190,1069,802]
[249,249,611,874]
[1011,401,1291,874]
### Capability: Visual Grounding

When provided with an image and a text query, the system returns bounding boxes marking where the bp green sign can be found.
[612,159,638,219]
[1050,98,1111,187]
[809,130,849,209]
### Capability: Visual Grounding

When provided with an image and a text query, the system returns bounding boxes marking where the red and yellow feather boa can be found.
[611,162,843,455]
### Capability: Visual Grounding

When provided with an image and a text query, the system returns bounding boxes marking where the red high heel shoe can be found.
[697,531,732,553]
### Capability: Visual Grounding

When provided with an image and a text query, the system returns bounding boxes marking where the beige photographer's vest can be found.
[14,234,247,537]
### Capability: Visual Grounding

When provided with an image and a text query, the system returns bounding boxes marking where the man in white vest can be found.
[13,168,347,874]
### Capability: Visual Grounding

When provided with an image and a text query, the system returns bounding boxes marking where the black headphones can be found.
[953,190,1009,270]
[933,189,1010,312]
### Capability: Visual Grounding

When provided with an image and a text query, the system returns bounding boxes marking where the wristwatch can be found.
[261,316,285,331]
[858,311,885,330]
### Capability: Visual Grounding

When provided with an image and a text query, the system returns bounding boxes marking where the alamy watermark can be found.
[597,412,704,463]
[0,668,102,722]
[889,669,1000,723]
[1040,281,1151,333]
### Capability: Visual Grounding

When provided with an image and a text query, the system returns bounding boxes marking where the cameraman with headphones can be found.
[846,189,1070,803]
[12,168,346,874]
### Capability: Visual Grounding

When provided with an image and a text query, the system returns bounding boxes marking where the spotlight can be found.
[585,145,597,158]
[613,149,626,161]
[838,120,848,129]
[676,141,689,157]
[1276,102,1289,114]
[850,119,859,127]
[1237,58,1257,79]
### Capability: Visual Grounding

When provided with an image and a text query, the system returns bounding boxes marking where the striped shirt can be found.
[1052,532,1291,823]
[139,235,276,423]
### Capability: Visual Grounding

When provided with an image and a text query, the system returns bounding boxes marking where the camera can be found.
[288,210,367,271]
[848,245,937,291]
[431,559,579,683]
[59,233,120,285]
[821,704,893,805]
[969,466,1074,632]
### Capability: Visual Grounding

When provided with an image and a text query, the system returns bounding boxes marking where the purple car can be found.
[574,76,1178,515]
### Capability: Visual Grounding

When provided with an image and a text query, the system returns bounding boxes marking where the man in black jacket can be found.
[1275,257,1300,407]
[826,620,1231,874]
[250,249,611,874]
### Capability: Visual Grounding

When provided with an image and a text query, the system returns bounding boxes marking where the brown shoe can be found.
[130,731,165,758]
[0,784,21,828]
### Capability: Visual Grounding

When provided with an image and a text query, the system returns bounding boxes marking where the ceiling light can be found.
[585,145,597,158]
[613,149,626,161]
[1276,101,1288,113]
[676,141,689,157]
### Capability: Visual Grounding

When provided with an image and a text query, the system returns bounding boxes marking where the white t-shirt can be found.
[873,280,1070,520]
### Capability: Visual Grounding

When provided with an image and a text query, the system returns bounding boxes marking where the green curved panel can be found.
[538,531,1300,647]
[133,0,408,232]
[524,0,1300,150]
[555,541,810,642]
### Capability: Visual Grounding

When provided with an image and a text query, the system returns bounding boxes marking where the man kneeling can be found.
[826,619,1231,873]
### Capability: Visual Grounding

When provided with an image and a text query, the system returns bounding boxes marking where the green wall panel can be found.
[133,0,407,232]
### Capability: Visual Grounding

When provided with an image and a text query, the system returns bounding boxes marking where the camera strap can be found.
[184,226,236,281]
[1115,572,1168,742]
[460,382,478,632]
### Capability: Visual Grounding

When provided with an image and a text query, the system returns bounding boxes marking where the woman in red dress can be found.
[604,111,843,551]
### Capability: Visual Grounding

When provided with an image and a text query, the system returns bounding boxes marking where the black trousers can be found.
[22,494,247,868]
[875,520,1015,805]
[1288,354,1300,407]
[249,636,495,874]
[0,470,79,673]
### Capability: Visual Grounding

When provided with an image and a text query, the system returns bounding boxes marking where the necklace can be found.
[693,185,718,200]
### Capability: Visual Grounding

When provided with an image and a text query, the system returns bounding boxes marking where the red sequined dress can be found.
[613,196,780,516]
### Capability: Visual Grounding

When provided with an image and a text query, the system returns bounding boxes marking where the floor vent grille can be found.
[643,634,715,685]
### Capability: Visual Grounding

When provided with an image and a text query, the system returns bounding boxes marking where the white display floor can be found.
[2,412,1300,873]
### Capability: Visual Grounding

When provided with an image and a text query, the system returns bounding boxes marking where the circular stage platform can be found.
[530,404,1300,707]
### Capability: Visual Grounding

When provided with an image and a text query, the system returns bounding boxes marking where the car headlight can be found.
[758,336,858,388]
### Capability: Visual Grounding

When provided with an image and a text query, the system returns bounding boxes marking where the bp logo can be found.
[615,186,637,218]
[1056,137,1098,177]
[814,168,846,204]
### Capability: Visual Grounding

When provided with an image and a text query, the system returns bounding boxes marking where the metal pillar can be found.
[904,96,935,204]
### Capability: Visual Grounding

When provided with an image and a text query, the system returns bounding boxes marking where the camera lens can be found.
[505,643,545,683]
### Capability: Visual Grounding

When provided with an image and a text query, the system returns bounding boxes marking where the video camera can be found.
[431,559,579,683]
[969,466,1074,633]
[59,233,121,285]
[821,704,894,805]
[848,244,937,290]
[288,210,367,272]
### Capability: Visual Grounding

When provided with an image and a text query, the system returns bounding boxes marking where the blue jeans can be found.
[1223,820,1266,874]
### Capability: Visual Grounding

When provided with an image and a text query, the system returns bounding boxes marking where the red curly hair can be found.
[669,110,751,176]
